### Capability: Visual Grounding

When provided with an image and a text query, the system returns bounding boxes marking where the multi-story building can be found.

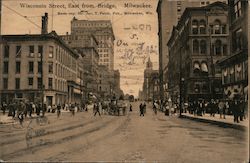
[70,17,115,71]
[142,58,160,101]
[0,31,81,105]
[61,33,100,98]
[97,65,112,99]
[157,0,227,101]
[167,2,229,102]
[218,0,248,100]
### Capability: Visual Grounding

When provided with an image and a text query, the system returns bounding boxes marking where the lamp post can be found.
[179,77,185,117]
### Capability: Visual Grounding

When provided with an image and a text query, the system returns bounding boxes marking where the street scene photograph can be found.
[0,0,249,162]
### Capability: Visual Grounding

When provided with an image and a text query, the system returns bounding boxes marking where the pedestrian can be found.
[232,100,239,123]
[2,102,7,115]
[28,102,33,117]
[218,100,225,119]
[57,104,61,118]
[239,99,244,121]
[94,102,101,116]
[129,104,133,112]
[71,104,75,116]
[139,103,144,116]
[153,102,157,115]
[143,102,147,114]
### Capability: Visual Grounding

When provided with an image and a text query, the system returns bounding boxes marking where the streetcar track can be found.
[2,116,120,161]
[45,114,131,161]
[0,118,98,146]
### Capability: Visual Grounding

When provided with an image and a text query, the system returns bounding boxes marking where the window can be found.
[215,40,222,55]
[38,45,43,58]
[29,62,34,73]
[214,20,221,34]
[199,20,206,34]
[16,61,21,74]
[28,78,33,86]
[193,40,199,54]
[3,78,8,89]
[38,61,42,73]
[3,61,8,74]
[200,40,207,54]
[223,45,228,55]
[49,46,54,58]
[48,62,53,73]
[233,28,243,52]
[29,45,34,57]
[38,77,42,89]
[222,25,227,34]
[192,20,198,34]
[4,45,9,58]
[233,0,242,21]
[15,78,20,89]
[48,78,53,89]
[16,46,21,58]
[177,6,181,12]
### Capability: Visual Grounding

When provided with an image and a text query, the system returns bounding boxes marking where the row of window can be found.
[192,39,227,55]
[99,53,109,57]
[4,45,44,58]
[2,77,51,90]
[72,22,110,28]
[192,19,227,35]
[4,44,77,72]
[2,77,70,92]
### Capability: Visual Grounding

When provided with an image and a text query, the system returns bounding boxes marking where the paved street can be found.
[0,102,248,162]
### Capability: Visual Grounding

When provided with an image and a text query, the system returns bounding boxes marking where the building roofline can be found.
[1,31,80,58]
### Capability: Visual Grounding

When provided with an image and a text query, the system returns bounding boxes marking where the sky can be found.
[2,0,159,97]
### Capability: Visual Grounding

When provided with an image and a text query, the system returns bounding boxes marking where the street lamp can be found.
[179,77,185,117]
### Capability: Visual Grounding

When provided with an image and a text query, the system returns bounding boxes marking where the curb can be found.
[181,115,247,131]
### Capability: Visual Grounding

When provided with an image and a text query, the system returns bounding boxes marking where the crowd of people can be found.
[187,99,248,123]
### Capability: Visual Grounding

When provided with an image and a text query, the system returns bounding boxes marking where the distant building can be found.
[142,58,159,101]
[0,31,81,105]
[218,0,248,100]
[167,2,229,102]
[70,18,115,71]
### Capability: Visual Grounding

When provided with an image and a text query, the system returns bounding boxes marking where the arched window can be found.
[193,40,199,54]
[215,40,222,55]
[193,61,200,74]
[200,40,207,54]
[214,20,221,34]
[192,20,198,34]
[199,20,206,34]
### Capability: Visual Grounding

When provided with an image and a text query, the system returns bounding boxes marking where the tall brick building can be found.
[167,2,229,102]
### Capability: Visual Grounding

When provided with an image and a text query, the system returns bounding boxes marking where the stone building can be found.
[157,0,227,102]
[218,0,248,100]
[0,31,81,105]
[142,58,160,101]
[70,17,115,71]
[167,2,229,102]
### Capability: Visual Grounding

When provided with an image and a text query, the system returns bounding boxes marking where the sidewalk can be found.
[181,113,248,131]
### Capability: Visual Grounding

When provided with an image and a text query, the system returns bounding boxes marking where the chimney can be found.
[41,13,48,34]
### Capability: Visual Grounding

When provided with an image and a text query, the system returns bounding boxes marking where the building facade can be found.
[157,0,227,101]
[142,58,160,101]
[218,0,248,100]
[0,31,81,106]
[167,2,229,102]
[70,18,115,71]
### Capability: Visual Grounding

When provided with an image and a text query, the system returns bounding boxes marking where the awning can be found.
[194,63,200,70]
[201,63,208,72]
[223,69,228,76]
